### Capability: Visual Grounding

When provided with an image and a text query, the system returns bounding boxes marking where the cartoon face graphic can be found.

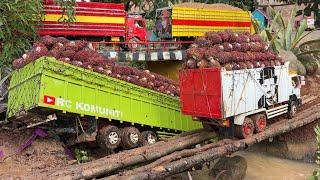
[258,67,278,108]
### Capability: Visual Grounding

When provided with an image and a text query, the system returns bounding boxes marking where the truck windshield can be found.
[292,76,301,88]
[135,21,144,28]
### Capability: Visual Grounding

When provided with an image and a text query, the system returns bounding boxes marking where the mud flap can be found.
[218,117,236,138]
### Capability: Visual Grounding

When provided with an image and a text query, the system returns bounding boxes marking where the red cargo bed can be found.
[40,1,126,37]
[179,68,222,119]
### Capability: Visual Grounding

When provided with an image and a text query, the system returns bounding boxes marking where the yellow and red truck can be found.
[40,1,254,48]
[156,4,253,39]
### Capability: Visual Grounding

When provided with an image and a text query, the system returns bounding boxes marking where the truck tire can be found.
[121,127,141,149]
[288,101,297,119]
[97,125,121,150]
[252,114,267,133]
[235,117,254,139]
[139,131,157,146]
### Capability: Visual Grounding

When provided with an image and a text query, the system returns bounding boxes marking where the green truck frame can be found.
[7,57,202,149]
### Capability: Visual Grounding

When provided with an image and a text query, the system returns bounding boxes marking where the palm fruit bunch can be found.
[183,29,283,70]
[12,36,180,97]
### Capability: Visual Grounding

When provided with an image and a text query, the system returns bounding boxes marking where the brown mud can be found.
[0,130,68,178]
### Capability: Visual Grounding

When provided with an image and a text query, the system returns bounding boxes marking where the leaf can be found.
[292,30,315,49]
[285,19,292,50]
[268,6,285,29]
[252,19,262,34]
[293,19,307,46]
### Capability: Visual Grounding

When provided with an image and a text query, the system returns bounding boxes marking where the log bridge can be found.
[29,96,320,180]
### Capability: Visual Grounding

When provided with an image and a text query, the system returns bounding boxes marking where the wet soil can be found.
[0,130,69,178]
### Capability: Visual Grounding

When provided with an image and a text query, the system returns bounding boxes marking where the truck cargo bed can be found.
[7,57,201,131]
[180,63,292,119]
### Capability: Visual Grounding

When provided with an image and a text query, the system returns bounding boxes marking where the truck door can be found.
[126,16,147,42]
[133,20,146,40]
[290,75,304,99]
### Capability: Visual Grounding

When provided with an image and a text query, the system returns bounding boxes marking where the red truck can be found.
[179,64,304,138]
[41,0,146,48]
[40,1,253,50]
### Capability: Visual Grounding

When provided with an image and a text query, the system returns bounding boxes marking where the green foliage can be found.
[146,20,155,31]
[0,0,43,69]
[55,0,76,23]
[311,125,320,180]
[74,148,89,164]
[254,6,312,53]
[128,61,148,70]
[0,0,77,71]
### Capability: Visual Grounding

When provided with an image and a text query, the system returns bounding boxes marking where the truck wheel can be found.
[97,125,121,150]
[139,131,157,146]
[121,127,141,149]
[288,101,297,119]
[252,114,267,133]
[235,117,254,139]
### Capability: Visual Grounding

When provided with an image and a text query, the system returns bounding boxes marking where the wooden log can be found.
[107,139,234,180]
[111,104,320,180]
[30,129,217,180]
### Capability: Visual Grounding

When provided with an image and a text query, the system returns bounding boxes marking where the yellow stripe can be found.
[44,14,125,24]
[173,17,251,22]
[172,7,250,22]
[173,7,250,15]
[172,25,252,37]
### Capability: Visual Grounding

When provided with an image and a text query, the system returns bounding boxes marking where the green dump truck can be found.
[6,57,201,150]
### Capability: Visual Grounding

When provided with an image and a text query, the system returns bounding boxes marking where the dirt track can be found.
[0,129,69,178]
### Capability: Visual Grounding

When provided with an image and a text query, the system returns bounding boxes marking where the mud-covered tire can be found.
[251,114,267,133]
[121,127,141,149]
[288,101,297,119]
[97,125,121,150]
[235,117,254,139]
[139,131,157,146]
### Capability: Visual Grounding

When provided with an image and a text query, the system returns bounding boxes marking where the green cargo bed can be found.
[7,57,201,131]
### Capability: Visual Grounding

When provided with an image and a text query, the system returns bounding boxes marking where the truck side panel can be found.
[180,68,222,119]
[40,1,126,37]
[7,57,202,132]
[222,63,291,118]
[222,69,265,117]
[172,7,252,37]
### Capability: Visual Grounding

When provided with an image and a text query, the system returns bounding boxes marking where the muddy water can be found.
[172,151,316,180]
[236,151,316,180]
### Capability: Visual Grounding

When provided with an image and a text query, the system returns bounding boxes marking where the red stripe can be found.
[44,6,125,17]
[42,21,125,26]
[43,2,126,17]
[173,19,251,27]
[44,1,125,9]
[44,11,125,17]
[76,2,124,9]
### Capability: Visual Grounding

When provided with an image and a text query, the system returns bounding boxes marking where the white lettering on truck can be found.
[53,97,122,118]
[56,98,72,108]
